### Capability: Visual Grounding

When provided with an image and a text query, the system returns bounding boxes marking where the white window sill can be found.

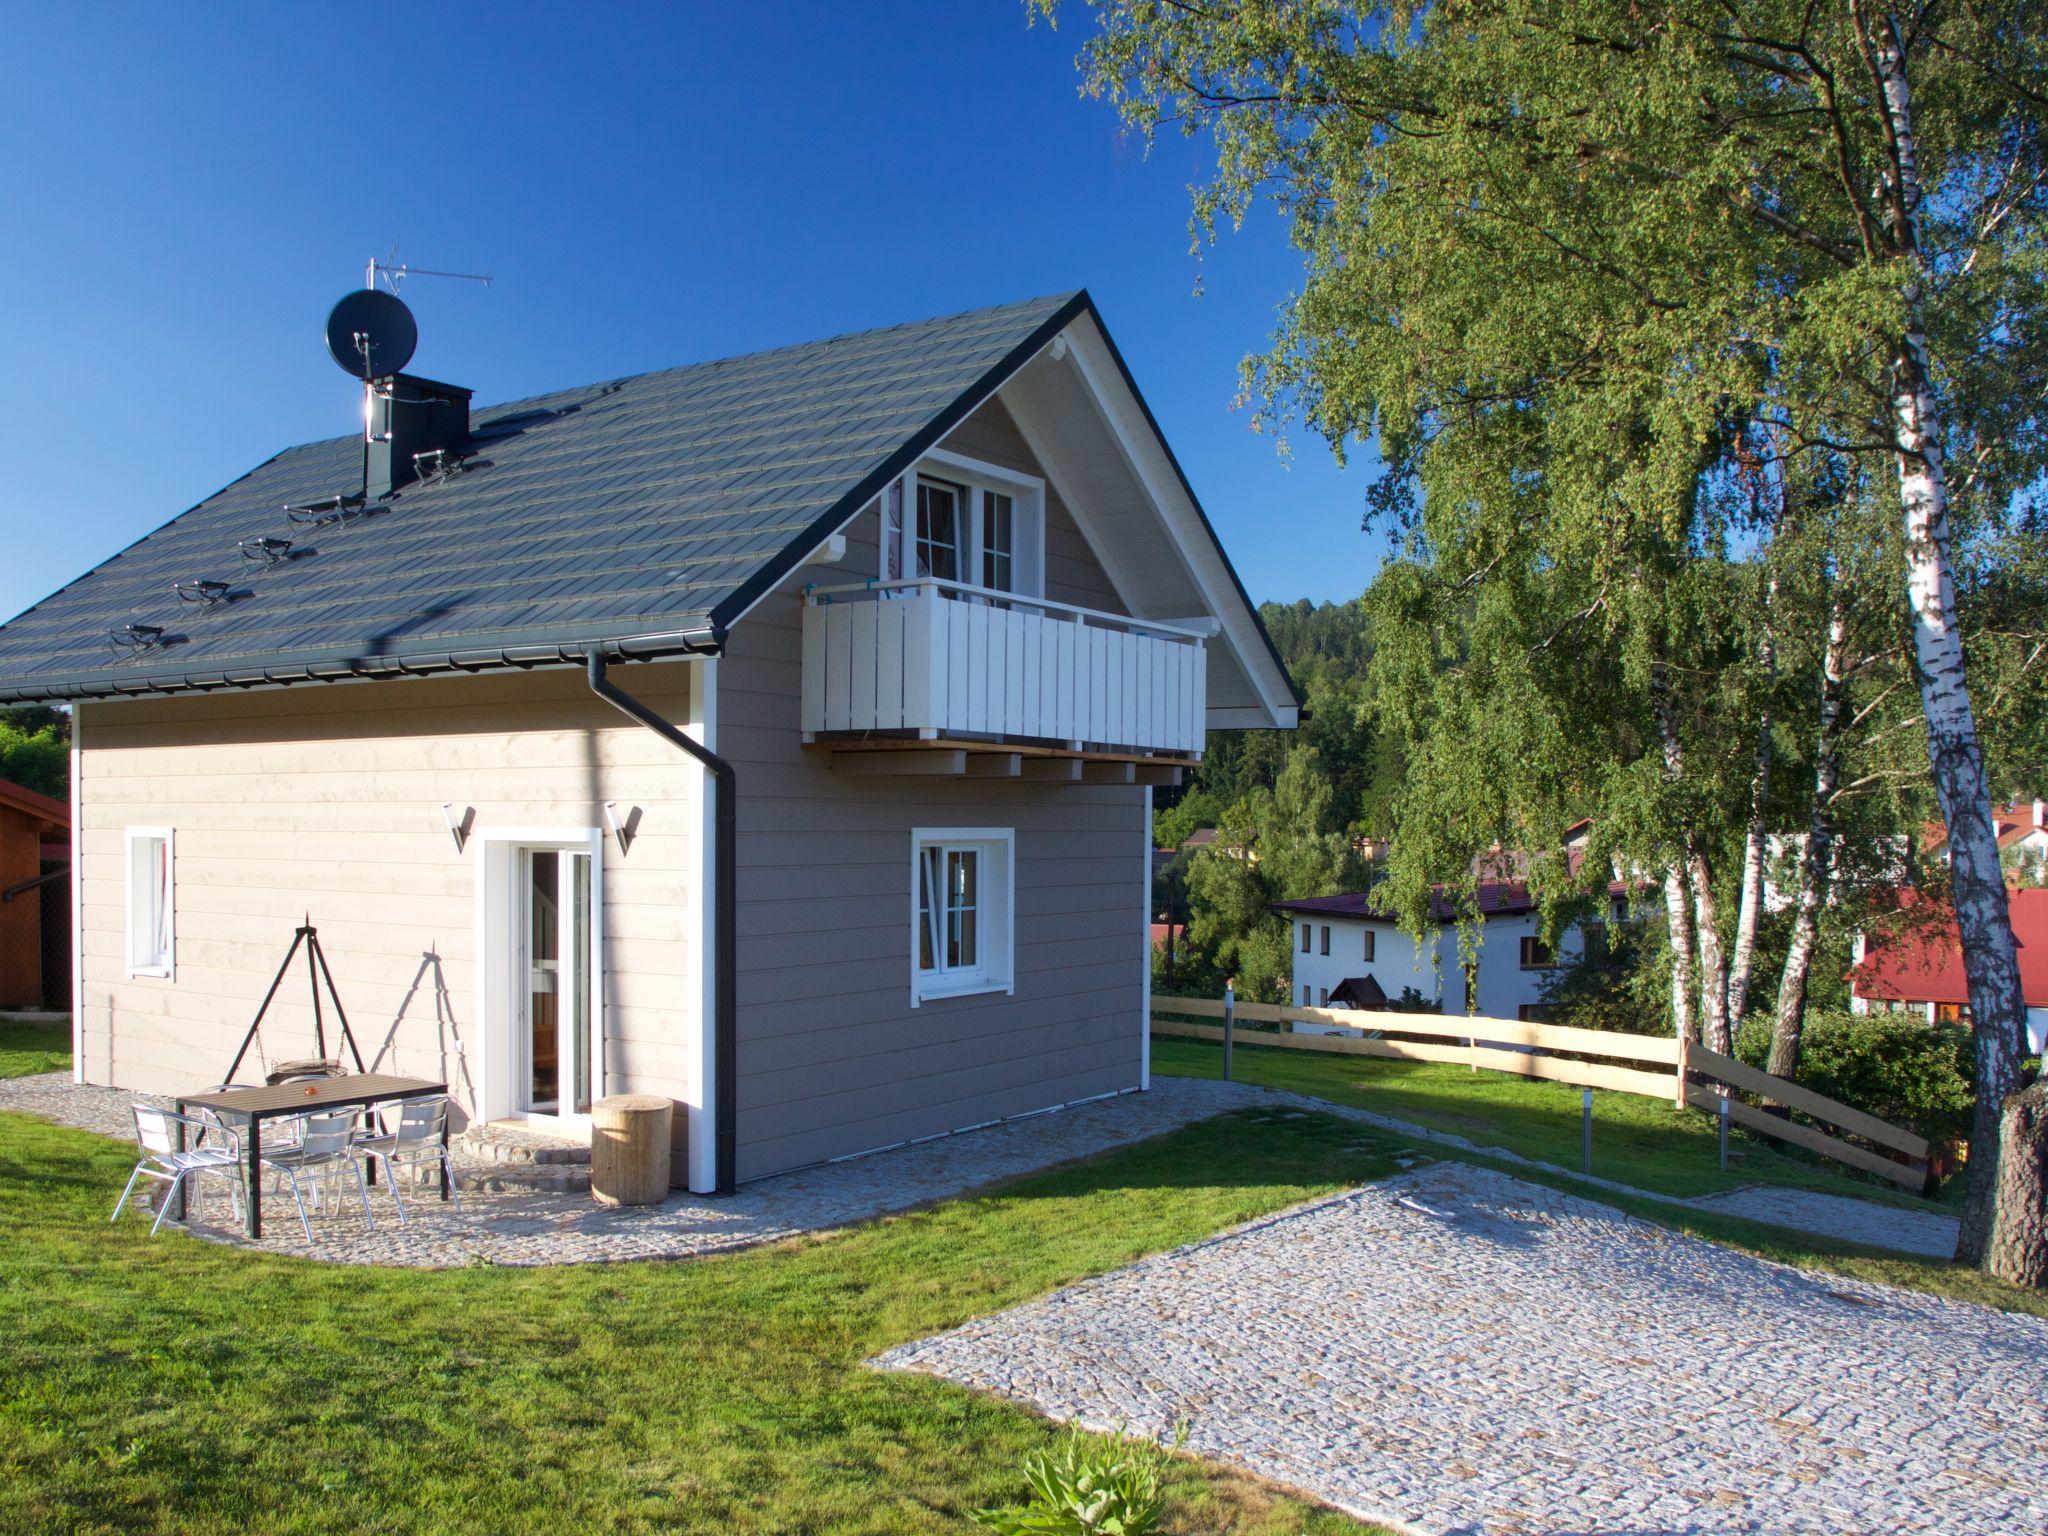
[913,975,1013,1006]
[127,965,172,981]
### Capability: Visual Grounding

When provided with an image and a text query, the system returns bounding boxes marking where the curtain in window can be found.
[148,842,171,963]
[946,849,978,969]
[918,847,944,973]
[882,477,905,582]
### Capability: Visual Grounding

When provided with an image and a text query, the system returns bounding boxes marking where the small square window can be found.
[126,827,174,979]
[1519,935,1554,970]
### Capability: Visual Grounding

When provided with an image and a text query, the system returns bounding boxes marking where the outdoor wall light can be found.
[603,800,642,855]
[441,803,475,853]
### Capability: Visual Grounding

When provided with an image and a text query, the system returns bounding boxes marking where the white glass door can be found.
[519,846,594,1119]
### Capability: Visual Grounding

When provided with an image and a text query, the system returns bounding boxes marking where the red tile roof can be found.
[1850,886,2048,1007]
[1921,799,2047,855]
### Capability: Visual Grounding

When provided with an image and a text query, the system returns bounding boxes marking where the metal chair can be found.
[111,1104,247,1237]
[259,1111,376,1243]
[352,1096,461,1224]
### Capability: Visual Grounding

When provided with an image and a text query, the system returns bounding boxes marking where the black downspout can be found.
[586,650,737,1195]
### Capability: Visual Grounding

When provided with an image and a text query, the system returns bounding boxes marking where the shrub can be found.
[971,1424,1186,1536]
[1794,1010,1975,1147]
[0,707,67,801]
[1732,1010,1773,1069]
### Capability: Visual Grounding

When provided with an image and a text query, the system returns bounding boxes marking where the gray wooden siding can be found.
[941,395,1127,615]
[723,394,1147,1180]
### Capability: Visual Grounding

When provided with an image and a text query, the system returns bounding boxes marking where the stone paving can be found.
[875,1161,2048,1536]
[1684,1185,1958,1259]
[0,1068,1961,1266]
[0,1071,1266,1267]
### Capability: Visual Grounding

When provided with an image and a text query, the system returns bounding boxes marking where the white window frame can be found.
[881,449,1046,598]
[910,826,1015,1006]
[124,826,175,980]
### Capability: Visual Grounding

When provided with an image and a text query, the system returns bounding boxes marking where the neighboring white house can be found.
[1272,881,1631,1023]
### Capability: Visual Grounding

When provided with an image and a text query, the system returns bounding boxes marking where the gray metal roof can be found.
[0,291,1087,702]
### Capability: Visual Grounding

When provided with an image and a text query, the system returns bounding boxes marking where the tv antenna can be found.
[367,244,491,295]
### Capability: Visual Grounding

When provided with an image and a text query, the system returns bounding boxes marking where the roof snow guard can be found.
[0,294,1112,703]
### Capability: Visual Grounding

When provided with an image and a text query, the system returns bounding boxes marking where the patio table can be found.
[173,1074,449,1239]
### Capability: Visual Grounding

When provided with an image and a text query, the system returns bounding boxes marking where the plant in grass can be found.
[971,1423,1188,1536]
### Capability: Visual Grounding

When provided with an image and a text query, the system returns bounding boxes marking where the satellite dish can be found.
[324,289,417,379]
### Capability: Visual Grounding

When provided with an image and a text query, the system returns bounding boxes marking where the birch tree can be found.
[1039,0,2048,1275]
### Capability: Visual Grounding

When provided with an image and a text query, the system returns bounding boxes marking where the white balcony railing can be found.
[800,579,1207,756]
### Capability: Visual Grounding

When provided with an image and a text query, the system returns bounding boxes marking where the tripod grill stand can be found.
[218,920,367,1087]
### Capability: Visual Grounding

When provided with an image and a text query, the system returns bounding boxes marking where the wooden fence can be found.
[1150,995,1931,1188]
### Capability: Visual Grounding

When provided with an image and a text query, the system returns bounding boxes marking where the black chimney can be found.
[369,374,471,497]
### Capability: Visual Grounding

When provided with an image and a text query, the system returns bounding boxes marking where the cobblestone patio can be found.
[1,1066,1961,1266]
[876,1161,2048,1536]
[0,1071,1278,1266]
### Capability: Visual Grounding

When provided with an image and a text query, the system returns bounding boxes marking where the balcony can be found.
[800,579,1207,775]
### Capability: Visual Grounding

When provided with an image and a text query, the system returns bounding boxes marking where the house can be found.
[0,290,1299,1192]
[1849,886,2048,1053]
[1926,797,2048,879]
[0,777,69,1009]
[1272,881,1631,1022]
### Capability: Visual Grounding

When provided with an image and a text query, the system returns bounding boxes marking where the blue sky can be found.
[0,3,1389,623]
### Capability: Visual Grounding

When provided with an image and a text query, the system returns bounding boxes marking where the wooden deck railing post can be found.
[1674,1029,1690,1108]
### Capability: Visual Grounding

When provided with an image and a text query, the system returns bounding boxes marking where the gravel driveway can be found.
[876,1162,2048,1536]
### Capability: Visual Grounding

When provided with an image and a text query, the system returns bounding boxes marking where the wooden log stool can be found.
[590,1095,674,1207]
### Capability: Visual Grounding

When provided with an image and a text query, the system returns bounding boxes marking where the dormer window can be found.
[881,451,1043,598]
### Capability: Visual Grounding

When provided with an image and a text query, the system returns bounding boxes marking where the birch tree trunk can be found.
[1987,1083,2048,1288]
[1861,6,2031,1269]
[1652,684,1706,1046]
[1726,579,1777,1035]
[1688,852,1733,1057]
[1662,866,1698,1044]
[1768,602,1847,1081]
[1726,717,1772,1034]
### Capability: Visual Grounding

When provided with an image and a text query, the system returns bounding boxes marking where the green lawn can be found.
[0,1099,1402,1536]
[6,1022,2038,1536]
[0,1016,71,1078]
[1151,1034,1955,1209]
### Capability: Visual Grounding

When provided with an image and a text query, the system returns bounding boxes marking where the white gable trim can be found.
[1052,316,1296,729]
